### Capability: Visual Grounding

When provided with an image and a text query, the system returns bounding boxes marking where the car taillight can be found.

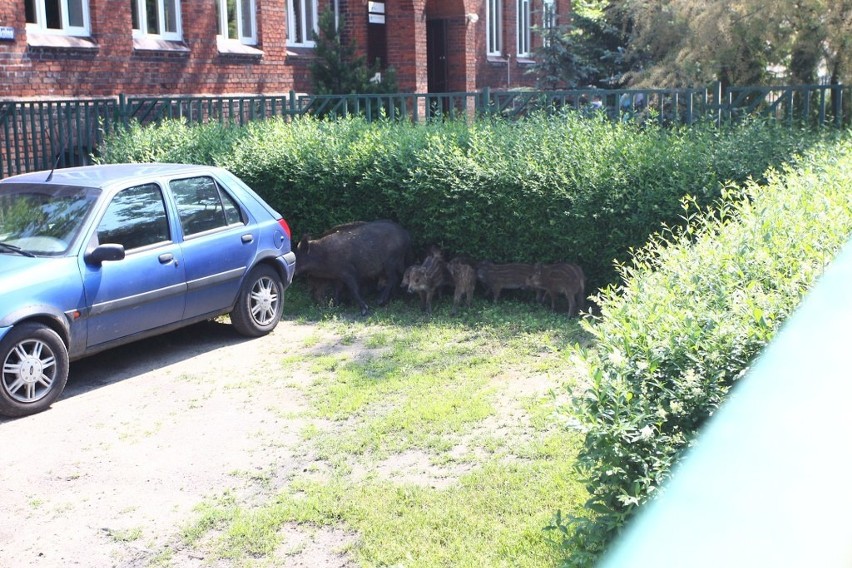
[278,218,292,239]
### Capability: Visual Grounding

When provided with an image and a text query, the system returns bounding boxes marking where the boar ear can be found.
[297,234,310,252]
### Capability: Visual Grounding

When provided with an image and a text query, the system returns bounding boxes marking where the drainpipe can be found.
[507,54,511,88]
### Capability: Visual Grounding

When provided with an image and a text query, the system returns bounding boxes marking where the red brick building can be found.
[0,0,569,98]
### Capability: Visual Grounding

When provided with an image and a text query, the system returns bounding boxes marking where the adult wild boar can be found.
[527,262,586,316]
[295,220,411,315]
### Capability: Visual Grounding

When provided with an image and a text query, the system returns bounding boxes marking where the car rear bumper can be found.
[276,251,296,287]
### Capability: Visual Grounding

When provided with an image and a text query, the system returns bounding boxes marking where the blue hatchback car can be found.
[0,163,296,418]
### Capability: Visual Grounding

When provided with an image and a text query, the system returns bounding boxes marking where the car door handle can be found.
[241,234,254,244]
[158,253,174,264]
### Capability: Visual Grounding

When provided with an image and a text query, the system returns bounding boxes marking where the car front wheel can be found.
[0,323,69,418]
[230,265,285,337]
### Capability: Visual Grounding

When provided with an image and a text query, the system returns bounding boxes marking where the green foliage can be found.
[96,119,246,166]
[531,0,630,89]
[564,134,852,563]
[310,9,397,95]
[97,113,821,291]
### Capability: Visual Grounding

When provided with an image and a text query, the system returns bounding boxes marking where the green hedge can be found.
[97,113,819,290]
[564,134,852,564]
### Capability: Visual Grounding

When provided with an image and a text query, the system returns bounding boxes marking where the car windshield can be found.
[0,183,101,256]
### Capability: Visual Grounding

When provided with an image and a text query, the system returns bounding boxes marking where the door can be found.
[83,183,186,347]
[427,19,449,94]
[169,175,258,320]
[367,1,388,69]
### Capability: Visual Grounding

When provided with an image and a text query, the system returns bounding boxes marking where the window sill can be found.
[217,37,263,58]
[516,57,535,65]
[286,46,316,57]
[487,55,508,65]
[27,30,97,51]
[133,36,189,55]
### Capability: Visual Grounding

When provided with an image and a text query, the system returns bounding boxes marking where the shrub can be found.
[97,113,821,290]
[564,134,852,564]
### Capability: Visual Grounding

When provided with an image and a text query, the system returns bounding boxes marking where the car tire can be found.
[0,323,69,418]
[230,264,285,337]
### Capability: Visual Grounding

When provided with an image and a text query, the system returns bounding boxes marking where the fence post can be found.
[714,81,723,127]
[289,90,296,120]
[833,83,843,127]
[118,93,128,128]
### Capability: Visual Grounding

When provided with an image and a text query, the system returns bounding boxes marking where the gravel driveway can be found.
[0,319,335,568]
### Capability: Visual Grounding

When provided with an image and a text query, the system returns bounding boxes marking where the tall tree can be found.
[530,0,631,88]
[616,0,852,87]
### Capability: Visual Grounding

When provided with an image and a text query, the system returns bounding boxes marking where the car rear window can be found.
[170,176,245,237]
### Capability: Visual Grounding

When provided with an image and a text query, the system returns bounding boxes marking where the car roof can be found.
[1,163,220,190]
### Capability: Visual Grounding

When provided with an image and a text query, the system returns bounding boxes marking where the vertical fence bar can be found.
[75,102,83,166]
[12,103,22,175]
[786,88,793,128]
[33,103,53,169]
[803,86,811,127]
[1,103,11,177]
[686,90,694,125]
[834,84,843,127]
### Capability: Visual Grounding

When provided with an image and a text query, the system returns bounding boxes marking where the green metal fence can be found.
[1,83,848,179]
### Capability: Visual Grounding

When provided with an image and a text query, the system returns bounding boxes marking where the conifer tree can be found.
[310,9,397,95]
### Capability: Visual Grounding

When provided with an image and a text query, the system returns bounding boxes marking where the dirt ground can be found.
[0,305,570,568]
[0,319,355,568]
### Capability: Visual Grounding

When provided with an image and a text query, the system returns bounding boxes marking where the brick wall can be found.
[0,0,567,98]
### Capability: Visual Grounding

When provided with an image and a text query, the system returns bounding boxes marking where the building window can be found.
[131,0,182,40]
[217,0,257,45]
[517,0,530,57]
[487,0,502,56]
[288,0,318,47]
[542,0,556,47]
[25,0,91,36]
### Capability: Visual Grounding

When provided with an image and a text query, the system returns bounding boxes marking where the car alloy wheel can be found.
[230,265,284,337]
[0,323,69,417]
[250,275,280,327]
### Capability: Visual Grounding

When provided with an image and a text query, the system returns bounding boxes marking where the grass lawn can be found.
[178,282,592,567]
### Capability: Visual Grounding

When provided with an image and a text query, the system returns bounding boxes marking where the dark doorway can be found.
[427,19,449,93]
[367,1,388,68]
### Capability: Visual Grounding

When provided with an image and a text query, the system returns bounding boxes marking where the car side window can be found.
[96,183,170,250]
[170,176,244,237]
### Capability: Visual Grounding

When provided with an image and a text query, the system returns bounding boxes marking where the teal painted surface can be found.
[599,236,852,567]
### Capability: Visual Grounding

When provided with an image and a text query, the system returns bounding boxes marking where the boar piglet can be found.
[475,261,535,303]
[295,220,411,316]
[447,256,477,315]
[406,249,451,315]
[527,262,586,316]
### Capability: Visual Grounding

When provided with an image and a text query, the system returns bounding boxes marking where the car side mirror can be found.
[85,243,126,265]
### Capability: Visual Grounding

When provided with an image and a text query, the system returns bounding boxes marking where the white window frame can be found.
[217,0,257,45]
[26,0,91,37]
[132,0,183,41]
[287,0,318,47]
[516,0,530,57]
[486,0,503,56]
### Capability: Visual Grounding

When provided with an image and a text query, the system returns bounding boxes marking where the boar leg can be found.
[340,273,369,316]
[567,292,577,316]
